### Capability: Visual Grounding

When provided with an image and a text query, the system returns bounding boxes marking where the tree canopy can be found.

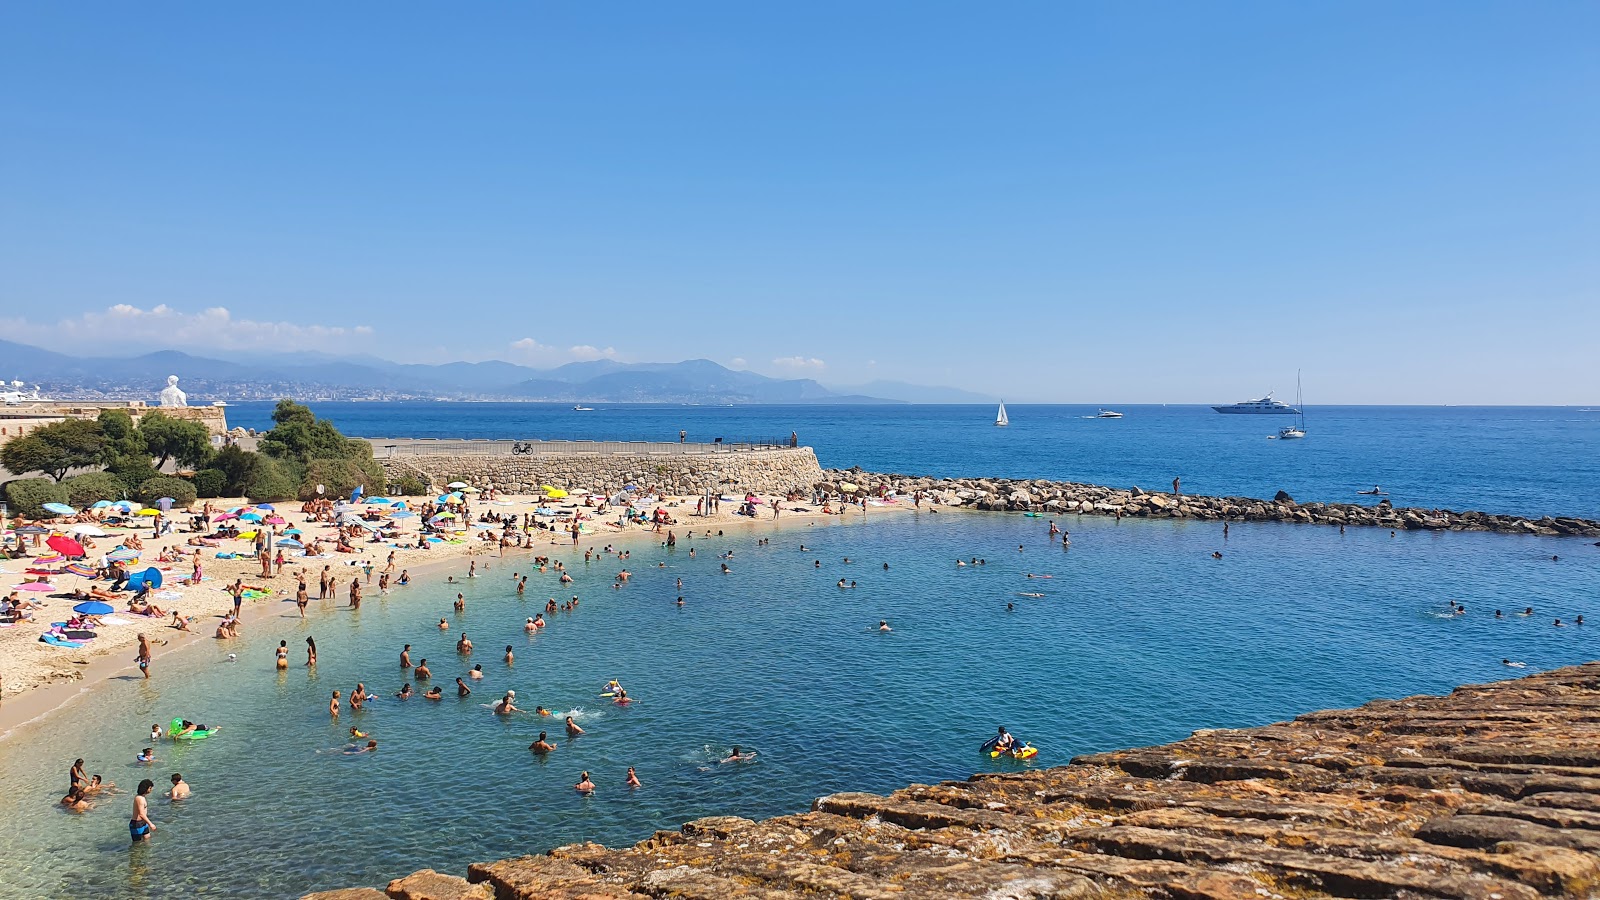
[139,411,213,470]
[0,419,106,481]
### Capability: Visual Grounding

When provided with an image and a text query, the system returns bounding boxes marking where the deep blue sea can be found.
[225,402,1600,519]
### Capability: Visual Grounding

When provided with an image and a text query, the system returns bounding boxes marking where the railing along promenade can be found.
[368,438,795,459]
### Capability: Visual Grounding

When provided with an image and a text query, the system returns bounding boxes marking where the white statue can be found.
[159,374,188,407]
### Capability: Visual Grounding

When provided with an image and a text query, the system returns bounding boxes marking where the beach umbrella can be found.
[15,525,49,534]
[283,527,302,535]
[447,481,469,489]
[68,524,108,537]
[435,495,453,504]
[623,484,638,491]
[390,511,415,519]
[239,512,263,522]
[73,600,114,615]
[112,500,136,511]
[46,535,85,557]
[264,516,287,525]
[545,489,569,499]
[136,508,160,517]
[838,482,859,493]
[20,581,56,592]
[238,530,259,540]
[42,502,76,516]
[458,486,479,493]
[276,538,305,549]
[64,562,96,577]
[256,504,275,511]
[91,500,113,510]
[213,512,237,521]
[107,548,141,562]
[355,520,383,532]
[390,501,407,509]
[364,496,390,504]
[32,553,66,565]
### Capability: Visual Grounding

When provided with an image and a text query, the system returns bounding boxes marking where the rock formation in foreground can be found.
[313,662,1600,899]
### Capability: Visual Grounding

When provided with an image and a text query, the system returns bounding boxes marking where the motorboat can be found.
[1213,393,1299,414]
[573,405,594,411]
[1094,409,1123,418]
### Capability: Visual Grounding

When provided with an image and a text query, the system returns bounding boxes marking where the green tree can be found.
[96,409,147,467]
[191,469,226,499]
[258,400,382,486]
[0,419,105,481]
[301,458,376,501]
[138,411,213,470]
[62,471,127,508]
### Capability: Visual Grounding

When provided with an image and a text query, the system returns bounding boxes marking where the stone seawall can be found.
[378,447,824,497]
[311,662,1600,900]
[823,469,1600,538]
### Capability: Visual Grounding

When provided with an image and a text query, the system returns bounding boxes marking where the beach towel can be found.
[101,616,134,625]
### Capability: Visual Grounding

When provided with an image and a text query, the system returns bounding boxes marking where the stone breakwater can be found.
[311,663,1600,900]
[378,447,824,497]
[824,469,1600,538]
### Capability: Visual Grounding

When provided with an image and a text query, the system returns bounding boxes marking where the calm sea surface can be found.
[0,511,1597,898]
[1,402,1597,897]
[225,402,1600,518]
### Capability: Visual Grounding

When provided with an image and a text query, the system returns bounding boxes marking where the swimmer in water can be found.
[566,715,585,736]
[525,617,537,632]
[438,618,449,630]
[1212,551,1223,559]
[470,663,483,679]
[529,731,557,754]
[878,620,891,632]
[415,659,432,680]
[343,740,378,755]
[422,686,443,700]
[456,677,471,697]
[494,691,519,714]
[676,596,685,607]
[1503,659,1527,668]
[721,746,752,763]
[1521,607,1535,617]
[575,771,595,793]
[1006,603,1015,611]
[349,726,369,739]
[136,748,156,764]
[504,645,514,664]
[396,683,412,699]
[536,705,551,716]
[625,766,641,787]
[458,633,473,653]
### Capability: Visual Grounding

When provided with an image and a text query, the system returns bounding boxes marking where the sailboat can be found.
[1277,372,1306,440]
[995,401,1009,427]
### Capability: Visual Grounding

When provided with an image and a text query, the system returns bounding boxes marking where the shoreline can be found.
[0,492,909,736]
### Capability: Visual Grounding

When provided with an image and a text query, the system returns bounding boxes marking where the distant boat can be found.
[1276,372,1307,439]
[995,401,1009,427]
[1213,393,1300,415]
[1094,409,1123,419]
[573,405,594,411]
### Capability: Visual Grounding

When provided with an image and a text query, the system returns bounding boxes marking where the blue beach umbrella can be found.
[283,528,303,535]
[364,496,390,504]
[276,538,304,549]
[390,511,415,519]
[256,504,275,511]
[73,600,115,615]
[239,512,263,522]
[113,500,137,511]
[91,500,113,510]
[43,503,77,516]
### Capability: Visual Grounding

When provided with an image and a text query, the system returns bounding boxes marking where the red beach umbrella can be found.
[46,535,86,558]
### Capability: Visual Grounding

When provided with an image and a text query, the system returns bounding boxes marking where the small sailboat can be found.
[1276,372,1306,440]
[995,401,1009,427]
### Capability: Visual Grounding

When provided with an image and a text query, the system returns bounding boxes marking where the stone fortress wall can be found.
[0,401,229,450]
[373,441,824,496]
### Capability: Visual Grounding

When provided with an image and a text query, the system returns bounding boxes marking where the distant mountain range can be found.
[0,340,992,405]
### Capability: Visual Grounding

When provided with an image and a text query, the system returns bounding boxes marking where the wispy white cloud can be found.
[568,345,618,361]
[771,356,826,370]
[729,357,748,369]
[0,304,373,353]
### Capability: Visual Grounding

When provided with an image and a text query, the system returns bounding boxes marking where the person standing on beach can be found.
[349,577,361,609]
[136,634,152,680]
[296,580,309,617]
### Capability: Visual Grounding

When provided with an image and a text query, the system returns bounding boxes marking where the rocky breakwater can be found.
[311,663,1600,900]
[379,447,824,498]
[823,468,1600,538]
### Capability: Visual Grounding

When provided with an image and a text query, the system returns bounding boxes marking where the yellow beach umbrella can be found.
[238,530,259,540]
[545,489,568,499]
[136,508,162,516]
[838,482,859,493]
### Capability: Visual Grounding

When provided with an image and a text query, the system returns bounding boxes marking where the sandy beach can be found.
[0,488,912,728]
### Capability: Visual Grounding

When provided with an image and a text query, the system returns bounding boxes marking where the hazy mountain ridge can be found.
[0,340,975,404]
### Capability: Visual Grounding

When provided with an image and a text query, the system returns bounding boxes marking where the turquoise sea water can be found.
[227,402,1600,518]
[1,510,1596,898]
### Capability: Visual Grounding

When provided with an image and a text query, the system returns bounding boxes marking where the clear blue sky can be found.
[3,2,1595,403]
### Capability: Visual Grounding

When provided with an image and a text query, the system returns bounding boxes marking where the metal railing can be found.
[370,438,797,459]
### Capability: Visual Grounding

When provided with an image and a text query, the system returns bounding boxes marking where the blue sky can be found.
[2,2,1595,403]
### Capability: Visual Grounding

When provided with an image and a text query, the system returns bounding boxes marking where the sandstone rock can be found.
[385,869,493,900]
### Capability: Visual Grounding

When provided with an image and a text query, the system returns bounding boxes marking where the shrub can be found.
[245,457,300,502]
[106,456,162,493]
[3,477,70,518]
[135,476,198,509]
[191,469,227,499]
[62,471,127,509]
[301,457,377,501]
[393,474,429,497]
